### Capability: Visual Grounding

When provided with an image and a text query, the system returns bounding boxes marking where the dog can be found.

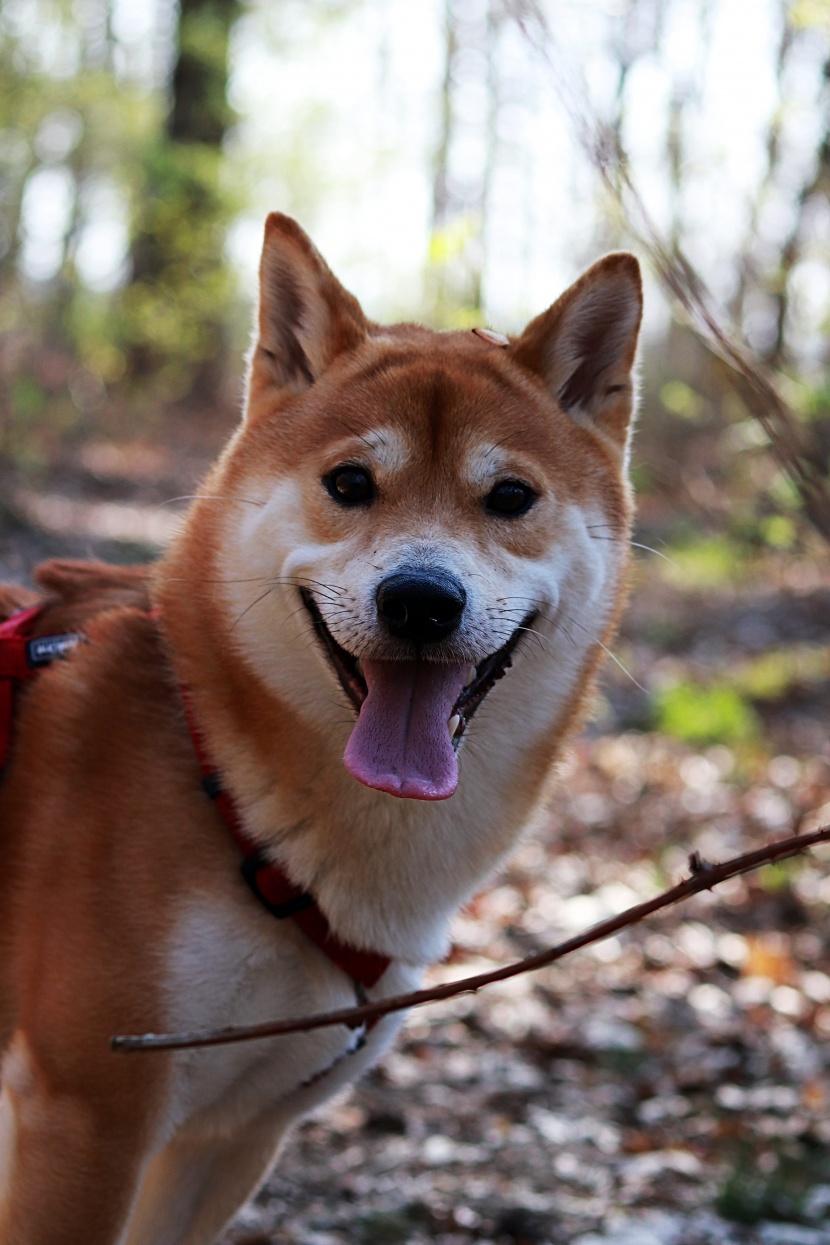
[0,213,642,1244]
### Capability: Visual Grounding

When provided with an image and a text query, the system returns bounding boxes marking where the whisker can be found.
[229,588,274,634]
[589,535,676,565]
[161,575,349,599]
[486,605,576,652]
[629,541,676,565]
[279,577,348,595]
[594,640,648,692]
[161,495,265,508]
[164,575,271,585]
[483,429,530,457]
[565,614,647,692]
[495,595,544,605]
[337,420,386,451]
[513,625,548,653]
[537,611,576,646]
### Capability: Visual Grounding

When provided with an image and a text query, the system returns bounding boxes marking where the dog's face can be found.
[213,215,642,803]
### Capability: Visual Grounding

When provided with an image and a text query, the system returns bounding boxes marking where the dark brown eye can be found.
[324,465,374,506]
[486,479,536,517]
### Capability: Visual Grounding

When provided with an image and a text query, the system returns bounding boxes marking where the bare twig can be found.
[111,825,830,1054]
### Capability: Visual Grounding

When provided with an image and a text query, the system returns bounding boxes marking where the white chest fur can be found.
[157,892,420,1150]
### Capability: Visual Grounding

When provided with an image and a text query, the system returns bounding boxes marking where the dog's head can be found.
[207,214,642,803]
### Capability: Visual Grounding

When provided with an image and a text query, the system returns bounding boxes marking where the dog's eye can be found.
[485,480,537,517]
[324,465,374,506]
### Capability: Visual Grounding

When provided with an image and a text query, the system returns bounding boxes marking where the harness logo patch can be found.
[26,633,83,667]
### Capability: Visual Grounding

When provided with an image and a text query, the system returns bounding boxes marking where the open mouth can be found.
[300,587,536,801]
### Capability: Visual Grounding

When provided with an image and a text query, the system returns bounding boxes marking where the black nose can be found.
[376,569,466,645]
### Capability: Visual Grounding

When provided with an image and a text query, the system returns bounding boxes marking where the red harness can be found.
[178,687,390,990]
[0,605,83,775]
[0,605,390,995]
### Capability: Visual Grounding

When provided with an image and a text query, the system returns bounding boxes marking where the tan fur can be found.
[0,214,642,1244]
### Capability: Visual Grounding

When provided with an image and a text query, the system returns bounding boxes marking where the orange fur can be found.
[0,215,642,1244]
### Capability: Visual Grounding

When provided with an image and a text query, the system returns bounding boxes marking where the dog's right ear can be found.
[510,253,642,451]
[252,213,368,396]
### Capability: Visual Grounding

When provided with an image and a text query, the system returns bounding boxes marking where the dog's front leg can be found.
[0,1034,147,1245]
[121,1112,289,1245]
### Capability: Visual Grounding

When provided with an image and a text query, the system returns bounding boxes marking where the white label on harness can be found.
[27,633,83,667]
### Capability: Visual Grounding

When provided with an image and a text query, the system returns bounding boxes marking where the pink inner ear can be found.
[509,256,642,442]
[257,214,369,391]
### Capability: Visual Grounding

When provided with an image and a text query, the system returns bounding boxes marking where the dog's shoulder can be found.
[1,563,214,900]
[0,582,40,621]
[20,561,179,758]
[0,558,153,633]
[1,559,180,811]
[30,559,153,632]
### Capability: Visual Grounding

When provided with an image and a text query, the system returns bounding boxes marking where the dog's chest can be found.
[158,893,417,1144]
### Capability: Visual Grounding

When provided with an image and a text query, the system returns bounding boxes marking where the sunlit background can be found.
[4,0,830,400]
[4,0,830,561]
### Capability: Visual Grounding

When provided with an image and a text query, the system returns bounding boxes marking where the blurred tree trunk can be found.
[765,89,830,372]
[428,0,459,320]
[123,0,240,404]
[167,0,239,147]
[731,4,793,340]
[473,0,501,317]
[428,0,501,325]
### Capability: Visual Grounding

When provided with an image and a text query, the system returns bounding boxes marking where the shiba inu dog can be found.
[0,214,642,1244]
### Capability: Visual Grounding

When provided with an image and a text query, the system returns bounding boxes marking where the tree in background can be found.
[0,0,241,470]
[0,0,156,462]
[120,0,241,405]
[3,0,830,484]
[428,0,503,327]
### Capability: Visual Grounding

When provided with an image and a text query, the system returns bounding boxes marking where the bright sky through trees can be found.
[4,0,830,375]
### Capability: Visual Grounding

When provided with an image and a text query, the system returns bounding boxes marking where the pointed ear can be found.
[510,253,643,448]
[253,213,368,394]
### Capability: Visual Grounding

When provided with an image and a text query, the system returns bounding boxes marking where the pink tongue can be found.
[343,659,469,800]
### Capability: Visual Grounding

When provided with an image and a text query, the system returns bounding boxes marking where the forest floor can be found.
[2,443,830,1245]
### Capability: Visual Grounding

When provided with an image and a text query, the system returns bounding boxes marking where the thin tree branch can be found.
[507,0,830,546]
[111,825,830,1054]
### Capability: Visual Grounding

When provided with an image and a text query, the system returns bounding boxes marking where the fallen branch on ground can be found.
[111,825,830,1054]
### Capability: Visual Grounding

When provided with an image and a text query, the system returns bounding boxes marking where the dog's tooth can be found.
[448,714,461,739]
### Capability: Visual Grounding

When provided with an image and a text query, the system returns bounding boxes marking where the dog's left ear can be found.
[253,213,368,396]
[510,253,642,449]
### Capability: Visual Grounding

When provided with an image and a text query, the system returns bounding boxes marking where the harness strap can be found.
[0,605,82,775]
[178,686,391,995]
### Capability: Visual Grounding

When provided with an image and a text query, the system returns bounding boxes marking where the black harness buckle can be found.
[239,852,316,920]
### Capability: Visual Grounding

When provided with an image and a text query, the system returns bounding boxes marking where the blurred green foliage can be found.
[655,682,759,747]
[738,646,830,701]
[0,0,239,465]
[659,380,705,422]
[662,536,741,589]
[655,643,830,746]
[717,1138,830,1226]
[122,0,240,402]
